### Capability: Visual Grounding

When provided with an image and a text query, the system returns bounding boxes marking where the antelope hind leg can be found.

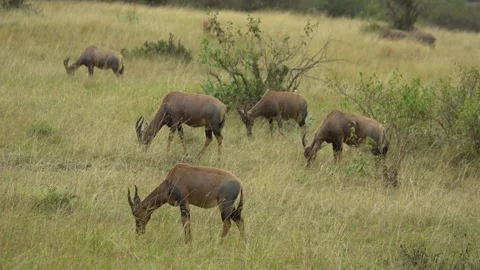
[196,129,212,159]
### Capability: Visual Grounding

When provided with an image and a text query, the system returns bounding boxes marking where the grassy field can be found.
[1,1,479,269]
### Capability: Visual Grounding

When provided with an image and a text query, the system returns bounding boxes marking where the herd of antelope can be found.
[63,20,401,244]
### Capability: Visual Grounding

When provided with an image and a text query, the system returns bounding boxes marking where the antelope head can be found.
[135,116,152,149]
[63,57,74,75]
[302,133,312,159]
[237,108,253,137]
[127,185,146,234]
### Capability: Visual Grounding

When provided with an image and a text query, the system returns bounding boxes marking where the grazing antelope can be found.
[127,163,245,244]
[302,110,389,167]
[237,89,309,137]
[135,91,227,159]
[203,19,212,33]
[379,28,408,40]
[408,30,436,47]
[64,46,124,78]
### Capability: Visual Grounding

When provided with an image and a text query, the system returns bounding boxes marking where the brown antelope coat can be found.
[135,91,227,159]
[64,46,124,78]
[127,163,245,244]
[238,89,309,137]
[379,28,408,40]
[302,110,389,167]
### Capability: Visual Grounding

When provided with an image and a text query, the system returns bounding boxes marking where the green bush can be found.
[435,65,480,160]
[32,187,78,214]
[26,121,56,139]
[200,13,332,109]
[2,0,24,9]
[331,65,480,164]
[121,33,192,63]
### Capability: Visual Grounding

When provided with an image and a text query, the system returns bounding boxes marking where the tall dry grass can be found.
[0,1,479,269]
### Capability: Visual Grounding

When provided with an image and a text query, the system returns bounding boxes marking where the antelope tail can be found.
[231,187,243,221]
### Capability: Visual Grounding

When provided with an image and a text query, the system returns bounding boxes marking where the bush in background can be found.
[200,13,332,109]
[121,33,192,63]
[331,65,480,165]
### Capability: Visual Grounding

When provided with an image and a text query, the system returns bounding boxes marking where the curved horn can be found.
[135,116,144,142]
[128,188,134,209]
[302,133,307,148]
[133,185,141,205]
[63,57,70,69]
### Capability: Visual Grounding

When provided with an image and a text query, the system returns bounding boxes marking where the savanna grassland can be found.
[1,1,480,269]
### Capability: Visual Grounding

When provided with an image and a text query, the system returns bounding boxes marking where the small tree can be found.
[200,13,333,110]
[384,0,423,31]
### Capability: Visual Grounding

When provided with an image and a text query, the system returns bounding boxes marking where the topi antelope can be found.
[64,46,124,78]
[379,28,408,40]
[135,91,227,159]
[302,110,389,167]
[408,30,436,48]
[127,163,245,244]
[237,89,309,137]
[203,19,212,33]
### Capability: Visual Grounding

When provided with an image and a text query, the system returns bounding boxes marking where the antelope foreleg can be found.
[167,127,176,152]
[87,65,94,77]
[177,126,187,153]
[332,139,343,163]
[180,203,191,244]
[268,118,274,136]
[276,116,286,138]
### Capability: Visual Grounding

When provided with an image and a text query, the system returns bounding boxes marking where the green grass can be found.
[1,1,479,269]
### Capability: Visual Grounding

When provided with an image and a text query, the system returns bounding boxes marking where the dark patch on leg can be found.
[179,202,191,244]
[205,129,213,140]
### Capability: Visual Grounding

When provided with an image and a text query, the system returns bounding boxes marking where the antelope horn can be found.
[135,116,144,142]
[302,133,307,148]
[63,57,70,68]
[133,185,141,205]
[127,188,134,209]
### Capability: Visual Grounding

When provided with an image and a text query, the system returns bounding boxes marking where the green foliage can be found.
[398,240,479,269]
[200,13,330,108]
[331,65,480,164]
[360,19,384,33]
[32,187,78,214]
[422,0,480,32]
[121,33,192,63]
[2,0,24,9]
[435,65,480,159]
[26,121,56,139]
[344,157,370,176]
[384,0,423,31]
[118,6,140,24]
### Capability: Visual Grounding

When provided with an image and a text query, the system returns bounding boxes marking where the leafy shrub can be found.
[121,33,192,63]
[2,0,24,9]
[200,13,332,109]
[32,187,78,214]
[435,65,480,160]
[331,65,480,166]
[384,0,423,31]
[26,121,56,139]
[398,241,479,269]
